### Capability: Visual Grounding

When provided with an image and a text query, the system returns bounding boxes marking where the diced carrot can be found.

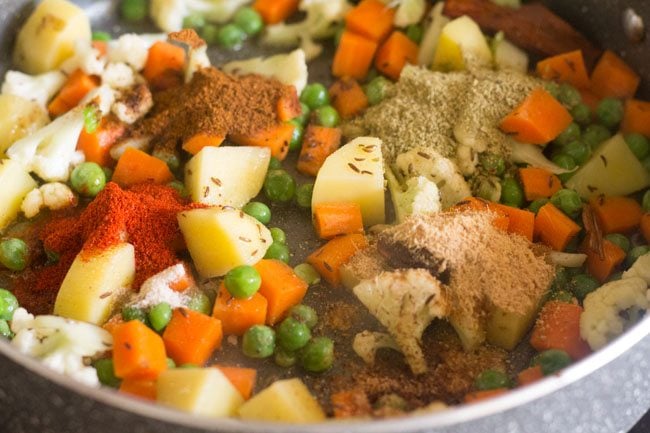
[332,31,378,81]
[313,202,364,240]
[213,365,257,400]
[119,378,157,400]
[581,237,626,283]
[143,41,185,91]
[48,69,99,117]
[168,263,195,292]
[345,0,395,42]
[451,197,510,232]
[253,0,299,25]
[162,308,223,366]
[642,213,650,244]
[182,133,225,155]
[92,40,108,58]
[307,233,368,286]
[102,313,125,335]
[112,147,175,187]
[230,123,294,161]
[589,50,640,99]
[254,259,308,325]
[111,320,168,381]
[622,99,650,137]
[517,365,543,387]
[328,78,369,119]
[518,167,562,201]
[76,115,126,167]
[463,388,508,404]
[534,203,581,251]
[277,86,301,122]
[500,87,573,145]
[530,301,591,360]
[296,125,342,177]
[331,389,372,419]
[495,204,536,242]
[579,88,600,112]
[212,283,268,336]
[374,31,419,81]
[589,196,643,234]
[535,50,591,89]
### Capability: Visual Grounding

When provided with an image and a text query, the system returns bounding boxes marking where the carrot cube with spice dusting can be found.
[112,320,168,380]
[374,31,419,81]
[329,78,369,120]
[212,282,268,336]
[307,233,368,286]
[297,125,342,177]
[345,0,396,42]
[254,259,308,325]
[163,308,223,366]
[534,203,581,251]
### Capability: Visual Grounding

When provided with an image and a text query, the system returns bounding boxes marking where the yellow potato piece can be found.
[0,159,37,230]
[13,0,91,74]
[238,378,325,423]
[486,303,541,351]
[0,95,49,156]
[178,207,272,278]
[157,368,244,417]
[432,16,492,72]
[54,243,135,325]
[432,33,465,72]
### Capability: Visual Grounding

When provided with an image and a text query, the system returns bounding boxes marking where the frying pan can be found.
[1,1,649,432]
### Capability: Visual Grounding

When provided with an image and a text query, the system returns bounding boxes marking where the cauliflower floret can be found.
[6,107,86,181]
[395,147,471,210]
[108,34,166,71]
[10,308,112,388]
[150,0,251,32]
[81,85,116,116]
[60,40,106,76]
[21,183,76,218]
[353,268,449,374]
[392,0,426,27]
[102,62,137,89]
[387,168,441,224]
[222,49,308,94]
[111,83,154,124]
[580,277,648,351]
[353,331,401,365]
[1,70,66,109]
[622,253,650,285]
[21,188,44,219]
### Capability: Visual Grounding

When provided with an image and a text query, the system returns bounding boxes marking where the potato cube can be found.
[0,159,37,230]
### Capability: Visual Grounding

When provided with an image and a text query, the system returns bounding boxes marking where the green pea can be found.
[582,124,611,150]
[300,83,330,110]
[217,24,247,50]
[45,249,59,265]
[557,83,581,108]
[264,242,290,263]
[627,245,650,267]
[475,177,501,202]
[224,265,261,299]
[596,98,624,129]
[182,13,205,30]
[555,123,581,147]
[643,156,650,173]
[277,317,311,351]
[0,239,28,272]
[121,306,147,324]
[531,349,572,375]
[187,292,212,315]
[166,357,176,368]
[288,120,304,152]
[167,180,188,198]
[242,202,272,225]
[200,24,220,46]
[269,227,287,245]
[552,153,577,172]
[604,233,631,253]
[544,82,561,99]
[82,106,100,134]
[120,0,147,21]
[405,24,424,44]
[93,358,121,388]
[233,7,264,36]
[569,274,599,300]
[0,319,13,339]
[274,346,297,368]
[148,302,172,332]
[264,169,296,203]
[288,304,318,329]
[624,133,650,160]
[551,267,570,292]
[475,369,511,391]
[528,198,549,215]
[0,289,19,321]
[563,140,590,165]
[153,148,179,172]
[550,188,583,218]
[70,162,107,197]
[268,157,282,170]
[365,76,391,106]
[643,190,650,212]
[92,31,111,42]
[295,183,314,209]
[242,325,275,358]
[500,177,524,208]
[102,166,113,182]
[293,263,320,285]
[294,102,311,126]
[375,394,409,412]
[314,105,340,128]
[300,337,334,373]
[548,290,575,304]
[480,153,506,177]
[570,103,591,126]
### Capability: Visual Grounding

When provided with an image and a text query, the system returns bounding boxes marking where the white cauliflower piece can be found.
[387,168,441,224]
[393,0,426,27]
[150,0,251,32]
[352,331,401,365]
[101,62,137,89]
[185,43,211,83]
[111,83,154,125]
[110,136,151,161]
[622,253,650,285]
[580,277,648,351]
[222,49,308,94]
[108,34,166,71]
[6,107,86,182]
[21,188,44,219]
[1,70,66,109]
[510,140,572,175]
[353,268,449,374]
[10,308,113,388]
[395,147,471,210]
[60,40,106,76]
[81,85,116,116]
[21,183,76,218]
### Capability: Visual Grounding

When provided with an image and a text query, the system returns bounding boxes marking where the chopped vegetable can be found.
[332,31,378,80]
[162,307,223,366]
[307,233,368,287]
[313,202,364,240]
[230,122,295,160]
[112,320,168,380]
[622,99,650,138]
[112,147,175,187]
[517,365,543,386]
[531,349,572,375]
[589,195,642,235]
[536,50,590,89]
[589,50,640,99]
[253,0,299,25]
[329,77,369,119]
[530,301,591,360]
[296,125,342,177]
[374,31,419,81]
[345,0,395,42]
[534,203,581,251]
[255,259,308,325]
[582,238,626,283]
[519,167,562,201]
[142,41,185,91]
[212,283,268,336]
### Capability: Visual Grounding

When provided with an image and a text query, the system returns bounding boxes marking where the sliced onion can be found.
[509,141,572,174]
[549,251,587,268]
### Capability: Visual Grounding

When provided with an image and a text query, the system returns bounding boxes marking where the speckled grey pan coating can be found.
[0,1,649,432]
